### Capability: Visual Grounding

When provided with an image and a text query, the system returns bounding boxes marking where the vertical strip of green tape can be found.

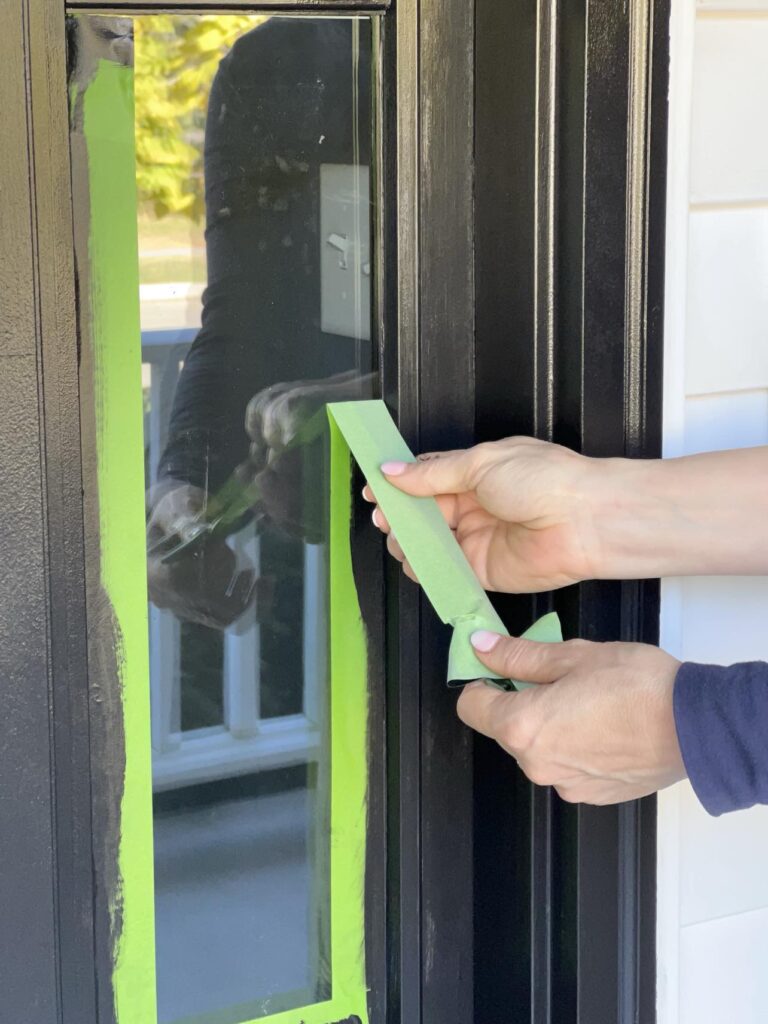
[83,57,158,1024]
[327,417,370,1022]
[251,423,370,1024]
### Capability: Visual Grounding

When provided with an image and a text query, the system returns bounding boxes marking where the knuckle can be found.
[524,763,553,788]
[472,441,501,468]
[497,638,530,678]
[563,638,592,657]
[499,711,535,756]
[499,639,555,683]
[386,533,403,561]
[455,687,475,725]
[589,792,611,807]
[555,785,581,805]
[473,441,497,456]
[465,442,498,476]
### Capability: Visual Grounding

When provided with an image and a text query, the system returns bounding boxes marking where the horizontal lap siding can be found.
[660,3,768,1022]
[678,906,768,1024]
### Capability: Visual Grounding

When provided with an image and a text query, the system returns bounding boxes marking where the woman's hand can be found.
[365,438,615,592]
[365,440,768,591]
[459,632,685,804]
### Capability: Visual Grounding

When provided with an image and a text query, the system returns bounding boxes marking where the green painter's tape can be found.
[325,410,370,1020]
[328,401,563,689]
[228,415,372,1024]
[84,58,158,1024]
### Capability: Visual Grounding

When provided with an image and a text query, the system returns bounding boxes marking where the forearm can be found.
[590,446,768,579]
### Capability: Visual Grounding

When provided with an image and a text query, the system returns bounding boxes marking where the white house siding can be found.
[658,3,768,1022]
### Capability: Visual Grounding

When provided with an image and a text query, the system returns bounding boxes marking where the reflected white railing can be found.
[142,329,322,791]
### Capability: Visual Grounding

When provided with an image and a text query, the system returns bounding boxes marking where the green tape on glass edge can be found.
[328,401,563,690]
[83,56,158,1024]
[84,51,371,1024]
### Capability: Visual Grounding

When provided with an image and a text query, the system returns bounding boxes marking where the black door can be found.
[0,2,669,1022]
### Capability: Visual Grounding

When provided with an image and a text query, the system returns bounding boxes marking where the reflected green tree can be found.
[134,14,267,221]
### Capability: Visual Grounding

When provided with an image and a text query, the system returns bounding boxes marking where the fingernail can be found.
[372,507,382,529]
[471,630,501,653]
[381,461,408,476]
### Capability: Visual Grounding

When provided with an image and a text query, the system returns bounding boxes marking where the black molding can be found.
[390,3,422,1020]
[389,2,477,1021]
[361,16,391,1023]
[0,0,61,1010]
[417,0,476,1019]
[29,2,103,1020]
[475,1,669,1022]
[1,1,99,1022]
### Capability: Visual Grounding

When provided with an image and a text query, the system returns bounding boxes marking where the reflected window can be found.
[69,12,375,1024]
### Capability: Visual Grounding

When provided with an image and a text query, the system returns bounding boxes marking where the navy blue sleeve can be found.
[674,661,768,816]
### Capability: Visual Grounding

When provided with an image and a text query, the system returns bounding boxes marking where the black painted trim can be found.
[360,17,391,1023]
[389,1,478,1021]
[390,2,421,1019]
[1,1,100,1022]
[30,2,103,1018]
[475,1,669,1021]
[418,0,476,1017]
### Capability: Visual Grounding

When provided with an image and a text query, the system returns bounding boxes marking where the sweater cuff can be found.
[673,661,768,817]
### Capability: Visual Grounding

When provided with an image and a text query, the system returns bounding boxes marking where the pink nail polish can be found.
[381,461,408,476]
[471,630,501,653]
[372,507,381,529]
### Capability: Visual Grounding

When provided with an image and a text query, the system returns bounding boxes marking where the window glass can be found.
[69,13,375,1024]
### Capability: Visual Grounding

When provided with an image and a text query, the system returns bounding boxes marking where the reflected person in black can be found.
[147,18,374,639]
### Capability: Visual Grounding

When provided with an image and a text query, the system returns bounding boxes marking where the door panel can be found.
[3,1,670,1021]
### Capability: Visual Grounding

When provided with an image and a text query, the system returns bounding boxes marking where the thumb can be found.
[381,448,479,497]
[470,631,575,684]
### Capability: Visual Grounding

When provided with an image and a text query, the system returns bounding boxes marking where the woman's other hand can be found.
[458,632,685,805]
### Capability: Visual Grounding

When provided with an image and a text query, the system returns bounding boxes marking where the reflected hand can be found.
[459,632,684,804]
[243,371,376,540]
[146,482,255,630]
[245,370,375,467]
[365,438,608,593]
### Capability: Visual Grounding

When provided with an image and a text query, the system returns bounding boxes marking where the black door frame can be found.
[474,3,669,1022]
[0,1,669,1021]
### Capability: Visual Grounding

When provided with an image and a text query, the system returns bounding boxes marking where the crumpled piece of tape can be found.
[327,400,563,690]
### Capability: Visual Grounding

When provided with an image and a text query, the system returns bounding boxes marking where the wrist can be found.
[582,455,678,580]
[583,447,768,579]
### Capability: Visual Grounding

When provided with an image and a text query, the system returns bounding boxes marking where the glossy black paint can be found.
[2,0,668,1021]
[416,0,476,1013]
[475,2,669,1022]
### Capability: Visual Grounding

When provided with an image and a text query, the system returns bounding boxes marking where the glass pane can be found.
[69,13,375,1024]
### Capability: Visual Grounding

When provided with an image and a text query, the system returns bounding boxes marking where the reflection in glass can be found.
[70,13,374,1023]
